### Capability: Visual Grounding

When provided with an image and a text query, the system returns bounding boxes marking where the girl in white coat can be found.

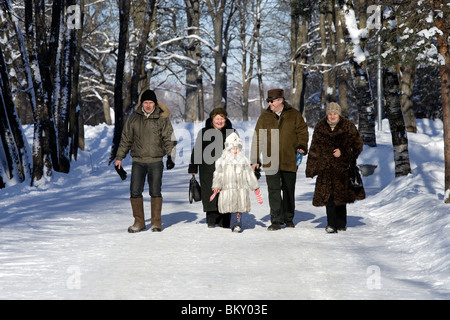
[211,132,262,232]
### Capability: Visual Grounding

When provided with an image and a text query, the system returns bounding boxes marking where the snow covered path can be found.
[0,120,449,300]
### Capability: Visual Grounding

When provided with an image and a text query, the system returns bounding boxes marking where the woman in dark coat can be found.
[305,102,365,233]
[188,108,235,228]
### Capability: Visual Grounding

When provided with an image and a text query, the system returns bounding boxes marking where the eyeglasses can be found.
[266,98,280,103]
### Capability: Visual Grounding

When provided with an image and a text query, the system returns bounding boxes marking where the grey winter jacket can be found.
[116,102,177,163]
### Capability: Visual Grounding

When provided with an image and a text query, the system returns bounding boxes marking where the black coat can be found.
[188,118,235,212]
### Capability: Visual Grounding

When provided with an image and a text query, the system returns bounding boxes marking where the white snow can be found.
[0,118,449,300]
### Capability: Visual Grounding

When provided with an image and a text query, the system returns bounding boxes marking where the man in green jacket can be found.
[251,89,309,230]
[115,89,177,233]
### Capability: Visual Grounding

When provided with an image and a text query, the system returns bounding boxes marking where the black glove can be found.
[115,165,127,180]
[166,156,175,170]
[254,166,261,180]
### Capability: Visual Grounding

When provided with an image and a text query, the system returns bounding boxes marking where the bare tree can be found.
[185,0,203,122]
[204,0,237,110]
[109,0,130,165]
[129,0,157,114]
[342,0,376,147]
[383,66,412,177]
[0,45,31,188]
[291,0,312,114]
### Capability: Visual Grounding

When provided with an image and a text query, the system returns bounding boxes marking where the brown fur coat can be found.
[305,117,365,206]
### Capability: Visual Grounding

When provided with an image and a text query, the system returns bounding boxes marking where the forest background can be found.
[0,0,449,203]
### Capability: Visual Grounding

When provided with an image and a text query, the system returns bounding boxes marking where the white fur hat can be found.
[225,132,242,150]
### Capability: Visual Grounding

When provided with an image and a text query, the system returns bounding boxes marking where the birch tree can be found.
[342,0,376,147]
[0,45,31,188]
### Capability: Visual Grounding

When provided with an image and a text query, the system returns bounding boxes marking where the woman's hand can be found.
[333,148,341,158]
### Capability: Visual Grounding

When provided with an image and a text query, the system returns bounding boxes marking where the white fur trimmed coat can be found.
[212,133,260,213]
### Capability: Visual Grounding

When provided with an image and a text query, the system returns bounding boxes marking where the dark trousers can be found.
[266,170,296,225]
[326,193,347,229]
[130,161,163,198]
[206,211,231,228]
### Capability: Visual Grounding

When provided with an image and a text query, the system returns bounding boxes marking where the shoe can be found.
[232,225,242,233]
[337,227,346,231]
[325,225,337,233]
[208,223,215,228]
[267,224,281,231]
[285,221,295,228]
[151,227,162,232]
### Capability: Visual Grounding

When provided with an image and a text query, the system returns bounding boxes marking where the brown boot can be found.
[128,197,145,233]
[150,197,163,232]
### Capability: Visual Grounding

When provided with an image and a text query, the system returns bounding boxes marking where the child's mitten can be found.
[255,189,263,204]
[209,190,219,202]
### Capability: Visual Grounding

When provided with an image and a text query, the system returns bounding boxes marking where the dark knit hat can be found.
[140,89,157,104]
[267,88,284,100]
[209,107,227,118]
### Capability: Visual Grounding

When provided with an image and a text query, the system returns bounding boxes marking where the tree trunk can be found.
[319,1,330,105]
[342,0,376,146]
[335,2,348,116]
[109,0,130,165]
[383,67,411,177]
[206,0,227,110]
[256,2,264,113]
[400,64,417,133]
[129,0,156,114]
[0,45,30,187]
[69,0,84,161]
[185,0,201,122]
[26,0,53,185]
[291,3,308,114]
[433,0,450,203]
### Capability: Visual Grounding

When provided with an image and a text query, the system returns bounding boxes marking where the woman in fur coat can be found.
[212,132,261,232]
[305,102,365,233]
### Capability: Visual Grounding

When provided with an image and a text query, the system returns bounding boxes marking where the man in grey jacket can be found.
[115,89,177,233]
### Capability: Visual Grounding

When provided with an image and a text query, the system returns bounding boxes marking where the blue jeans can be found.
[130,161,163,198]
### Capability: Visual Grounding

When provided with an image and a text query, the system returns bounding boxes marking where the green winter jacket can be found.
[251,102,309,173]
[116,102,177,163]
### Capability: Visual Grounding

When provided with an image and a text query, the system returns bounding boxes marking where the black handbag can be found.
[189,176,202,203]
[348,165,363,191]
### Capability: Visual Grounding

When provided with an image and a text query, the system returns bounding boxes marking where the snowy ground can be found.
[0,118,449,300]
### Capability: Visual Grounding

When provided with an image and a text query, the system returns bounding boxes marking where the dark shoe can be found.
[151,227,162,232]
[325,225,337,233]
[207,223,215,228]
[337,227,346,231]
[285,221,295,228]
[267,223,281,231]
